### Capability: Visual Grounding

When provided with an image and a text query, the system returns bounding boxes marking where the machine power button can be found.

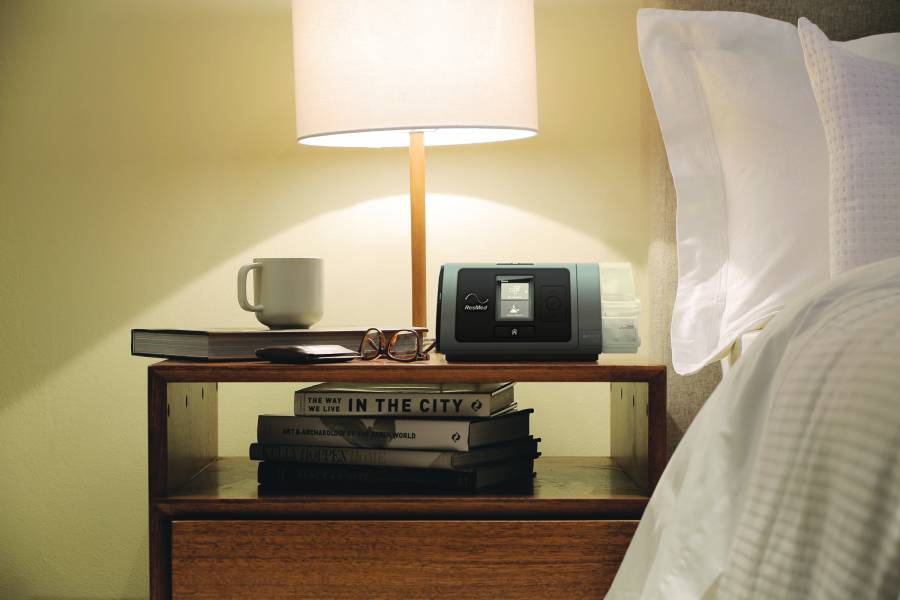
[494,326,535,339]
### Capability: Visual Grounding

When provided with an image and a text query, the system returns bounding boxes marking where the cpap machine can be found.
[436,262,641,361]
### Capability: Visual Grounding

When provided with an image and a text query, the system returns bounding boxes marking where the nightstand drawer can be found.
[171,519,638,599]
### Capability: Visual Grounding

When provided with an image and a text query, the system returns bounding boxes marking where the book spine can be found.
[249,443,452,469]
[295,392,492,417]
[257,415,471,451]
[257,461,476,491]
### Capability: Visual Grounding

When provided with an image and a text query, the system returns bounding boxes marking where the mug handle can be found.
[237,263,263,312]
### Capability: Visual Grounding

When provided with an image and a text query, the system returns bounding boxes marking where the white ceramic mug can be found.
[237,258,323,329]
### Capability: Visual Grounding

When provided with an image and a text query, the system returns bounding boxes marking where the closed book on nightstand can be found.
[131,326,424,360]
[256,409,533,452]
[295,382,515,417]
[249,437,540,470]
[257,456,538,492]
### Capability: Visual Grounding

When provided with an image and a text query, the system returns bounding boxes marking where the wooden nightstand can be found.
[147,356,666,599]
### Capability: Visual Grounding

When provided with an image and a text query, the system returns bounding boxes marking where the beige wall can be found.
[0,0,649,596]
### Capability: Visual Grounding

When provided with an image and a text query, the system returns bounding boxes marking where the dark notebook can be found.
[257,456,538,492]
[249,437,540,470]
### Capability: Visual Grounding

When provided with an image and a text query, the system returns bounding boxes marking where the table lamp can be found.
[291,0,539,327]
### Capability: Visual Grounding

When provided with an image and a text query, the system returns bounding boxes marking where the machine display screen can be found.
[497,277,533,321]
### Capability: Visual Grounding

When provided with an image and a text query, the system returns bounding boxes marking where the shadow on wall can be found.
[0,0,648,410]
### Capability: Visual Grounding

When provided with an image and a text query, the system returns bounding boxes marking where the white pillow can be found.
[637,9,900,375]
[799,19,900,275]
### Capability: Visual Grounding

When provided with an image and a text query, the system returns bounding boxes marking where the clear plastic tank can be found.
[599,263,641,353]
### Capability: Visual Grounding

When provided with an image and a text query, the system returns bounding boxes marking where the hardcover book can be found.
[130,326,425,360]
[257,456,538,492]
[295,382,515,417]
[249,437,540,470]
[256,409,533,452]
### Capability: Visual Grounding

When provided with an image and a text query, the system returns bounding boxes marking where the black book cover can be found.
[257,456,537,493]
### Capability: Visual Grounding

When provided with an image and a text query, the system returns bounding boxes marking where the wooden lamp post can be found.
[291,0,539,328]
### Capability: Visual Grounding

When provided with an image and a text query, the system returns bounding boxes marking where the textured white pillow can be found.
[799,19,900,275]
[638,9,900,375]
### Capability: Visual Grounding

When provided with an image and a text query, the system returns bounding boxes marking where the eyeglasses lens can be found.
[360,330,384,360]
[387,330,420,361]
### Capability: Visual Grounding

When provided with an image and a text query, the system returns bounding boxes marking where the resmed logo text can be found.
[463,292,490,311]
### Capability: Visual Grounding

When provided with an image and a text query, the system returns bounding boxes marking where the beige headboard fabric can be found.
[644,0,900,455]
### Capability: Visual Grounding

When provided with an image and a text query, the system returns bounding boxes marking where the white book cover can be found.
[294,382,514,418]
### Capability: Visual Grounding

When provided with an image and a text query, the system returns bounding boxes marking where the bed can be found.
[616,1,900,598]
[645,0,900,457]
[613,256,900,598]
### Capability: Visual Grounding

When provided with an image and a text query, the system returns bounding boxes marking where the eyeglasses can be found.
[358,328,436,362]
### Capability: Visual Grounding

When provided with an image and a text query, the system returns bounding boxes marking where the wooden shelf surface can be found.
[149,354,665,383]
[155,456,649,519]
[147,358,667,599]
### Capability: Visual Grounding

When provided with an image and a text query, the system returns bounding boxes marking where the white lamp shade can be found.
[292,0,539,148]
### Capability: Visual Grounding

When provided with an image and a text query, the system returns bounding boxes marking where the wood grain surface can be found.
[147,359,667,599]
[171,519,638,599]
[611,382,643,488]
[149,354,666,383]
[157,456,649,519]
[647,369,667,489]
[148,370,169,600]
[165,382,217,494]
[409,130,427,328]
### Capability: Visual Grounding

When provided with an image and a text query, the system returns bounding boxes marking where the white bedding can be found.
[719,329,762,375]
[609,256,900,599]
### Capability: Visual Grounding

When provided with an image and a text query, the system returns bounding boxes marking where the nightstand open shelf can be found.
[158,456,648,518]
[147,356,666,599]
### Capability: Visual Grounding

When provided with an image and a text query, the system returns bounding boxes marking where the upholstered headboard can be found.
[644,0,900,455]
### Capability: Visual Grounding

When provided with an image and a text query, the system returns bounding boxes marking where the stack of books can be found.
[251,382,539,492]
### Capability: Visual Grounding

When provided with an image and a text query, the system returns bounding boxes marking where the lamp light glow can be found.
[298,127,537,149]
[292,0,539,147]
[291,0,539,327]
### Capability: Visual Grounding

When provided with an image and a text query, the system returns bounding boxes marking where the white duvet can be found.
[609,256,900,599]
